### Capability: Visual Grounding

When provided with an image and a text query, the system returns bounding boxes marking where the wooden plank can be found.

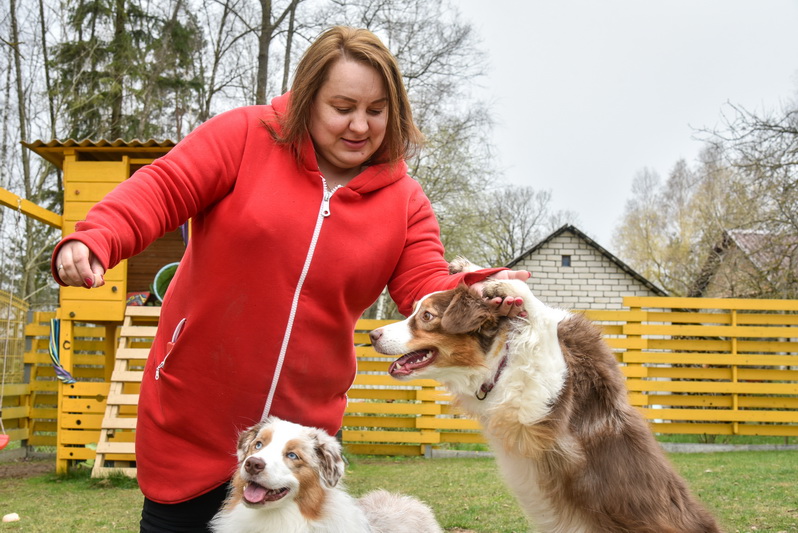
[439,432,485,444]
[415,418,481,430]
[343,443,422,456]
[1,428,29,441]
[341,430,440,444]
[0,405,30,419]
[114,348,151,360]
[125,306,162,318]
[342,416,416,429]
[28,435,56,447]
[62,398,106,414]
[58,447,98,461]
[30,407,58,419]
[416,389,453,402]
[110,370,144,383]
[651,423,733,435]
[119,325,158,338]
[623,323,798,338]
[737,424,798,437]
[60,431,103,445]
[96,441,135,454]
[63,382,111,396]
[621,351,798,367]
[106,393,140,406]
[60,413,104,429]
[347,389,416,401]
[345,402,441,416]
[638,408,798,423]
[353,374,437,387]
[99,418,138,430]
[0,383,29,396]
[65,181,120,202]
[625,296,798,311]
[355,319,396,330]
[626,379,798,395]
[0,187,62,228]
[357,361,391,372]
[59,299,126,323]
[580,309,647,322]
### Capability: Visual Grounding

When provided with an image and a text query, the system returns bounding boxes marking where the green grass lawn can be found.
[1,451,796,532]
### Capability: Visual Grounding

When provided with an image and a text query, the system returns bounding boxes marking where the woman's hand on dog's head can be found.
[473,270,530,319]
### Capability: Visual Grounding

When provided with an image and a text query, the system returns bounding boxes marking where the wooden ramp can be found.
[91,306,160,478]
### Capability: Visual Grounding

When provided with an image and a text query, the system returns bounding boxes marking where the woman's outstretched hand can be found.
[473,269,531,318]
[55,241,106,289]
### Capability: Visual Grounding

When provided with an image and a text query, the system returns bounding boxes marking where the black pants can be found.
[140,483,229,532]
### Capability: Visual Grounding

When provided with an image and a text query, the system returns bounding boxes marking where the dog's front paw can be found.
[482,279,529,302]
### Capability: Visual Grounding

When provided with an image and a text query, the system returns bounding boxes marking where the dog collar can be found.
[475,344,509,401]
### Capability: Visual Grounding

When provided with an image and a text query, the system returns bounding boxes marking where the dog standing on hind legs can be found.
[209,417,443,533]
[369,258,722,533]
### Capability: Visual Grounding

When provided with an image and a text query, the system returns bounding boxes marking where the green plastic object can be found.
[153,262,180,303]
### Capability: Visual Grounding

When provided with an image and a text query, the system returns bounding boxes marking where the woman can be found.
[53,26,528,531]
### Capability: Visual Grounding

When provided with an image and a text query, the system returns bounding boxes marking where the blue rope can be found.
[49,319,76,384]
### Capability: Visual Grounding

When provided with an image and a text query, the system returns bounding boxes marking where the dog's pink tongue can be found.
[244,483,268,504]
[389,351,429,376]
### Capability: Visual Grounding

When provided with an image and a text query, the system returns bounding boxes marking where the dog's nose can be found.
[244,456,265,475]
[369,329,382,344]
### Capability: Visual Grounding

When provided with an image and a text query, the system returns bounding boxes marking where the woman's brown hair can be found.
[276,26,423,165]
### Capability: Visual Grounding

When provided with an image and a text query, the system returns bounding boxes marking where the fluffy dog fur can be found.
[369,260,722,533]
[210,417,442,533]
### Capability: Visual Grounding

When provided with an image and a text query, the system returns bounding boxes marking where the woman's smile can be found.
[308,58,388,185]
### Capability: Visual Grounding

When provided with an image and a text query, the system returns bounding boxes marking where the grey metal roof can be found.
[506,224,668,296]
[23,139,176,169]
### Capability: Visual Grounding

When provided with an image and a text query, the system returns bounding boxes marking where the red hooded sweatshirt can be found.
[52,94,503,503]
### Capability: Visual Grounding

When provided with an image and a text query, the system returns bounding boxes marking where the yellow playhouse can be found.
[5,139,182,475]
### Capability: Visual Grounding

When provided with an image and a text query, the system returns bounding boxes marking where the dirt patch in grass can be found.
[0,458,52,479]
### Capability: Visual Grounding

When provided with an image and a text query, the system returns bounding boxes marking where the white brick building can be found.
[507,225,666,310]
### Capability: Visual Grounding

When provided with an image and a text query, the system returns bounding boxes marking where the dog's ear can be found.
[237,418,270,461]
[441,287,498,335]
[311,428,345,488]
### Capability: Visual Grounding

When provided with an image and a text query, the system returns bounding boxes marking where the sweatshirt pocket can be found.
[155,317,187,380]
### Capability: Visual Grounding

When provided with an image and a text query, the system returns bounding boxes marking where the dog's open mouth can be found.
[389,350,438,377]
[243,482,289,505]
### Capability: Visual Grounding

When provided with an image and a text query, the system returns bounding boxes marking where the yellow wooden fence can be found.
[344,297,798,454]
[0,290,29,457]
[1,296,797,468]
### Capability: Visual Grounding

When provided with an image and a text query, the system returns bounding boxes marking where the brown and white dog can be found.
[210,417,443,533]
[369,260,722,533]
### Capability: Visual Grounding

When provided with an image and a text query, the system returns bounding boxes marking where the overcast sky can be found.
[456,0,798,249]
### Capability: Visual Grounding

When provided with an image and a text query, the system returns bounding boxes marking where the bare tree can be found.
[706,99,798,235]
[255,0,304,105]
[468,186,565,267]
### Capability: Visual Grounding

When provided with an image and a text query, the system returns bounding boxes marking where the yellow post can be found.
[0,187,62,228]
[103,324,117,382]
[730,308,739,435]
[55,315,74,474]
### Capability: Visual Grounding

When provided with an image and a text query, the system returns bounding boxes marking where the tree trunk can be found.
[110,0,126,139]
[281,0,299,94]
[256,0,272,105]
[38,0,61,189]
[8,0,35,301]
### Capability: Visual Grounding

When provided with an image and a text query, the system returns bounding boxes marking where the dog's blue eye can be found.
[286,452,298,460]
[254,441,263,450]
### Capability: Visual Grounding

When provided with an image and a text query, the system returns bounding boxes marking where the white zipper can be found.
[261,178,340,419]
[155,317,187,380]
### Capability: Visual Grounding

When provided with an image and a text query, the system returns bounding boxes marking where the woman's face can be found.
[309,59,388,181]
